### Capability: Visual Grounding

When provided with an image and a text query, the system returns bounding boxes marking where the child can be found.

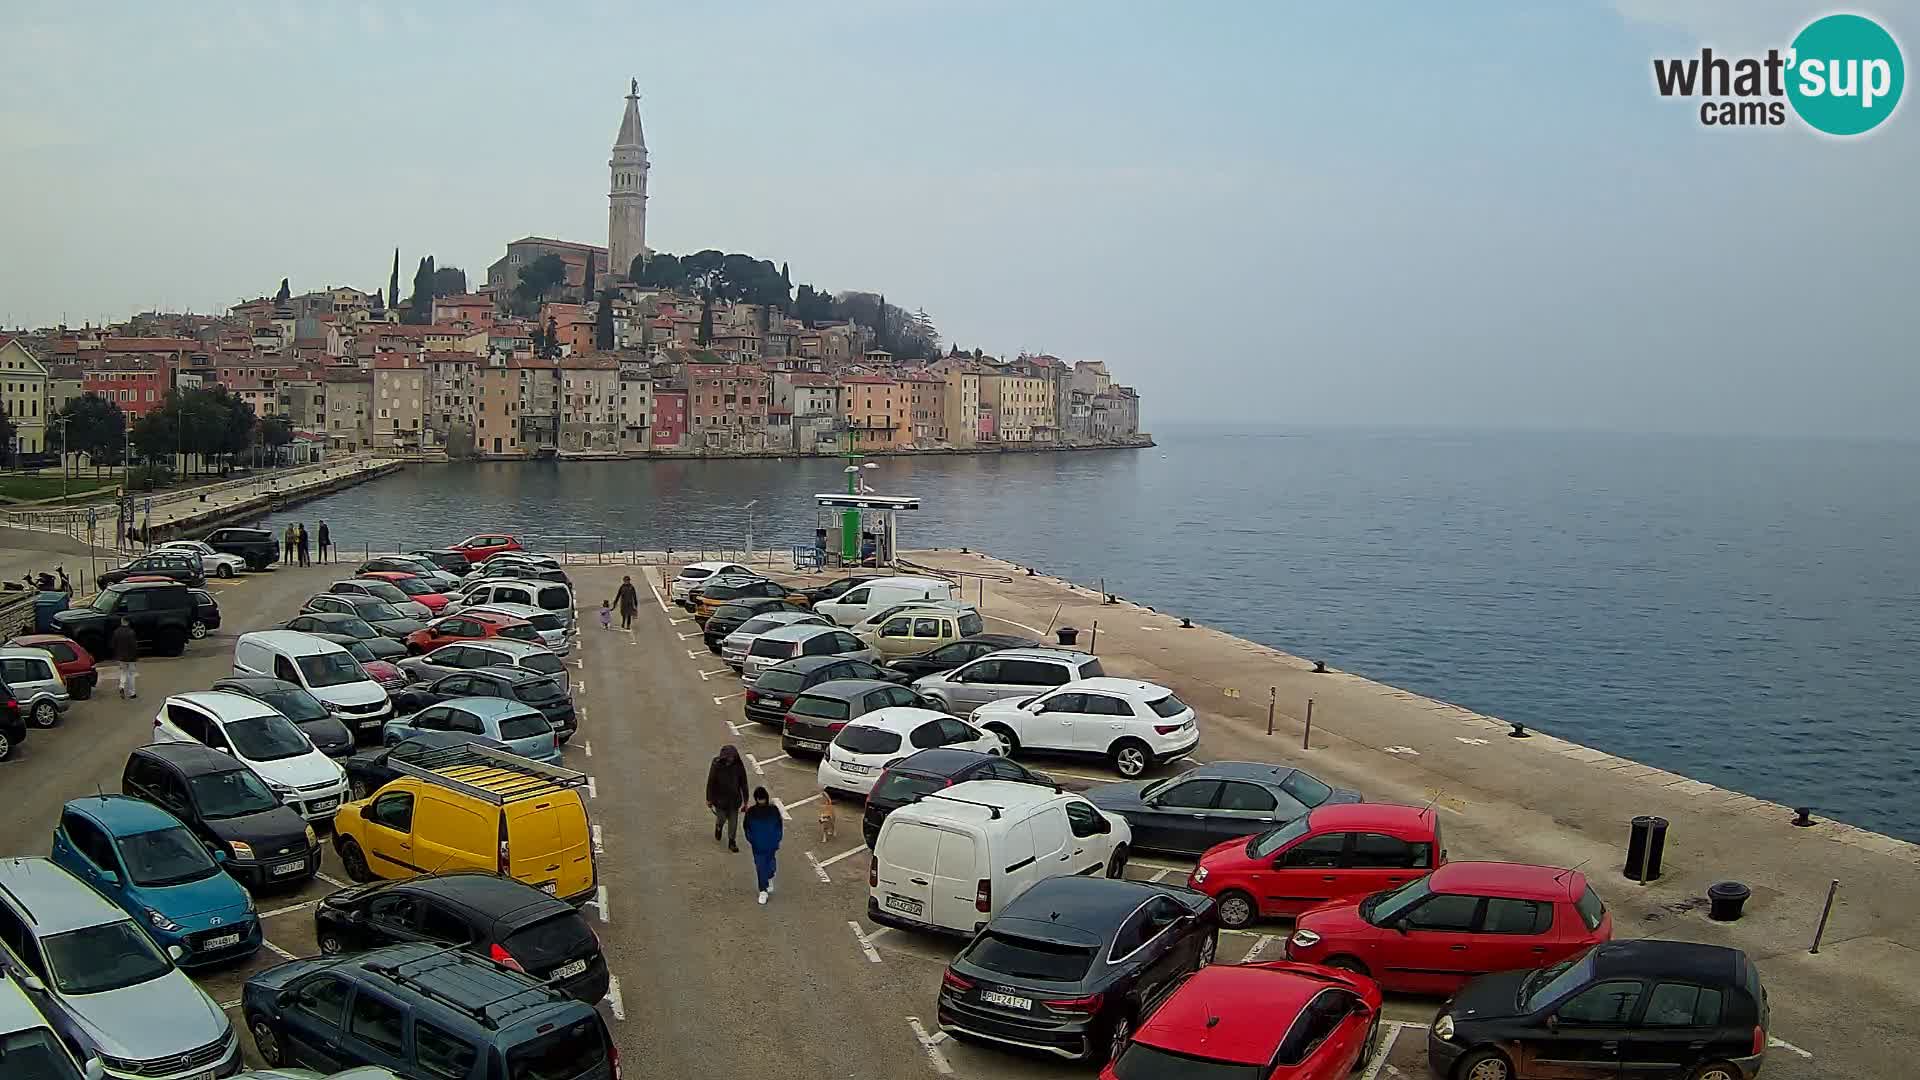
[599,599,613,631]
[743,786,784,905]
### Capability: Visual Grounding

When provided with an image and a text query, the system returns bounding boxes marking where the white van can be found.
[232,630,392,735]
[867,780,1131,936]
[814,575,957,627]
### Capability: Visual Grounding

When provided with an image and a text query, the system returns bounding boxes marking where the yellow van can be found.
[331,743,596,904]
[858,603,986,660]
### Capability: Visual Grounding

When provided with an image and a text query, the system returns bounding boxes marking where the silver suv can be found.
[912,647,1107,715]
[0,647,70,730]
[0,858,238,1080]
[0,968,102,1080]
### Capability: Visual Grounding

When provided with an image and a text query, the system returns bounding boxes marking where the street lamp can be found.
[742,499,758,562]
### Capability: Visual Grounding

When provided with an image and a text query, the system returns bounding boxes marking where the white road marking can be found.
[819,845,866,869]
[593,885,609,922]
[591,824,604,855]
[726,720,772,736]
[983,614,1045,636]
[646,576,669,613]
[1241,934,1276,963]
[749,753,787,774]
[1127,857,1193,874]
[1383,745,1420,756]
[805,850,832,883]
[772,798,793,821]
[1359,1022,1405,1080]
[1049,771,1122,785]
[713,692,745,704]
[679,632,700,641]
[573,679,587,694]
[784,793,822,811]
[1149,868,1172,883]
[604,975,626,1021]
[1769,1037,1814,1059]
[258,898,325,920]
[1455,736,1489,746]
[582,740,593,757]
[586,776,598,799]
[219,998,242,1011]
[315,872,350,889]
[669,618,690,626]
[687,649,703,660]
[263,939,297,961]
[848,921,883,963]
[907,1018,953,1074]
[866,925,892,941]
[698,668,731,680]
[571,658,584,670]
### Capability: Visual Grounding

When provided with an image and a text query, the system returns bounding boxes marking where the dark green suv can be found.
[51,580,199,658]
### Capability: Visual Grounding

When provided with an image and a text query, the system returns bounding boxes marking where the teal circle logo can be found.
[1787,14,1904,135]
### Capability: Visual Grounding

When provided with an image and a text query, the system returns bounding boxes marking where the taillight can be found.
[975,878,991,912]
[1153,723,1183,735]
[829,722,847,733]
[869,855,879,887]
[941,969,974,993]
[1042,992,1105,1015]
[745,689,759,703]
[870,768,889,800]
[488,943,525,972]
[1752,1026,1765,1056]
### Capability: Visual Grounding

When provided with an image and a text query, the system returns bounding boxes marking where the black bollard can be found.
[1707,881,1751,921]
[1624,815,1669,883]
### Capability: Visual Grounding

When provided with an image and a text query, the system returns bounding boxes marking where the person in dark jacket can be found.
[743,786,783,905]
[705,745,750,852]
[111,617,140,699]
[317,521,332,563]
[296,523,311,567]
[613,576,640,630]
[283,524,296,564]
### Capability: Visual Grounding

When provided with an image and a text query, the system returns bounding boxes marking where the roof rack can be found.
[921,792,1002,819]
[365,947,548,1030]
[387,743,588,805]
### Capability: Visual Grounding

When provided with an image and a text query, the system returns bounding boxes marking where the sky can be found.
[1,1,1914,438]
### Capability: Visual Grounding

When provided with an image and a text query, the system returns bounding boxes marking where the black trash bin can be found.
[1623,815,1669,882]
[1707,881,1751,922]
[1056,627,1079,647]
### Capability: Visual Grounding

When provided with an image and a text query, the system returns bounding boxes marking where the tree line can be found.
[629,250,940,359]
[29,388,293,481]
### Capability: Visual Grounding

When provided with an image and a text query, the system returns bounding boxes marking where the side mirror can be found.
[214,849,229,864]
[166,945,185,962]
[1392,919,1409,935]
[350,909,370,925]
[98,871,119,886]
[84,1058,106,1080]
[20,973,45,993]
[1095,815,1112,834]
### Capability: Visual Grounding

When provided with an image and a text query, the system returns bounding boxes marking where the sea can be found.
[250,426,1920,842]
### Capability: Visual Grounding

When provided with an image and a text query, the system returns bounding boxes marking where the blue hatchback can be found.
[382,696,560,764]
[51,795,261,968]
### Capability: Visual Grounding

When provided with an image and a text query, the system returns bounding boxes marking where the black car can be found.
[744,655,914,726]
[802,574,883,603]
[96,551,207,589]
[206,526,280,570]
[313,871,609,1003]
[392,666,577,741]
[210,676,356,759]
[862,748,1054,847]
[781,678,929,757]
[299,593,424,639]
[120,743,321,888]
[939,876,1219,1065]
[0,684,24,761]
[343,731,510,800]
[1430,941,1768,1080]
[885,634,1042,678]
[703,598,810,652]
[189,587,221,638]
[51,580,199,657]
[1084,761,1362,857]
[409,548,474,576]
[280,611,409,660]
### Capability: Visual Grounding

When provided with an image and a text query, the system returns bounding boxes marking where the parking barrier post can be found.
[1810,879,1840,953]
[1266,687,1276,736]
[1302,698,1314,749]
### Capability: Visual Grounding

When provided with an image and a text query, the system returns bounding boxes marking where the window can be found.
[1404,893,1482,931]
[934,718,977,744]
[1280,832,1347,868]
[1038,692,1085,714]
[1280,771,1334,808]
[289,975,351,1028]
[1350,833,1421,869]
[1083,694,1134,717]
[1644,982,1721,1027]
[1216,782,1278,813]
[912,617,941,637]
[416,903,472,944]
[445,709,486,735]
[1575,885,1608,931]
[367,791,414,832]
[1065,801,1105,838]
[1004,659,1071,687]
[1557,980,1643,1025]
[1154,779,1221,810]
[165,704,210,743]
[348,993,407,1055]
[906,722,946,750]
[1482,898,1551,934]
[61,812,119,871]
[415,1020,479,1080]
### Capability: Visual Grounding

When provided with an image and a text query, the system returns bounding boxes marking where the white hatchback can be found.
[740,624,875,681]
[150,691,350,821]
[970,677,1200,779]
[817,707,1003,796]
[671,561,751,605]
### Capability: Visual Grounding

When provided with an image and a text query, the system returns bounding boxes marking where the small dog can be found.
[817,793,837,842]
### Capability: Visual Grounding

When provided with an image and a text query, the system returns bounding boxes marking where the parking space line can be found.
[591,824,604,855]
[713,693,744,705]
[805,850,832,883]
[1128,857,1192,874]
[592,885,609,922]
[984,613,1045,637]
[263,939,298,961]
[1148,868,1172,883]
[771,798,793,821]
[784,793,822,811]
[1050,771,1121,785]
[906,1018,954,1075]
[679,632,701,641]
[1359,1022,1404,1080]
[259,897,324,920]
[573,679,587,694]
[1769,1038,1814,1059]
[687,649,704,660]
[315,872,350,889]
[582,740,593,757]
[1241,934,1276,963]
[604,975,626,1021]
[818,845,865,869]
[748,753,787,774]
[646,577,669,613]
[698,668,731,680]
[586,776,598,799]
[849,921,883,963]
[726,720,774,737]
[219,998,242,1011]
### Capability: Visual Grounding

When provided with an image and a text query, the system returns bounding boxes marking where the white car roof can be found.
[740,611,822,628]
[171,690,284,722]
[441,638,552,659]
[680,561,746,575]
[969,647,1092,665]
[1066,677,1170,699]
[895,779,1065,826]
[758,623,844,643]
[465,602,547,620]
[238,630,352,659]
[852,575,951,590]
[845,706,956,733]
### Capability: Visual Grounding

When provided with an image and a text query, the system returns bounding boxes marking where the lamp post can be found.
[743,499,758,562]
[49,415,71,502]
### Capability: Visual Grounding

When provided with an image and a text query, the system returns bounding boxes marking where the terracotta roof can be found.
[372,354,420,370]
[506,236,608,255]
[103,337,197,351]
[558,354,619,370]
[784,373,840,387]
[840,375,898,385]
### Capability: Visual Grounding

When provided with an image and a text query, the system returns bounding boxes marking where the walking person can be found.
[705,745,750,853]
[317,520,332,563]
[111,617,139,700]
[296,523,311,567]
[283,524,296,564]
[613,575,639,631]
[599,600,613,631]
[744,787,783,905]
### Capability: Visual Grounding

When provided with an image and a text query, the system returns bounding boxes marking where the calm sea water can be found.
[252,428,1920,841]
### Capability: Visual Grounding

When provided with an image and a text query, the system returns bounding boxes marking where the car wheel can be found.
[318,929,348,956]
[70,680,92,701]
[217,565,233,578]
[983,723,1018,754]
[249,1017,284,1067]
[1195,931,1217,969]
[0,730,13,761]
[1457,1049,1512,1080]
[1215,889,1257,930]
[1101,1011,1134,1067]
[1688,1065,1743,1080]
[1110,739,1150,778]
[338,838,372,883]
[1352,1018,1380,1073]
[1106,845,1129,879]
[189,620,209,640]
[30,701,59,729]
[1325,955,1368,975]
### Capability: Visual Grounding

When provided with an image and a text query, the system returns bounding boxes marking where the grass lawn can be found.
[0,473,119,503]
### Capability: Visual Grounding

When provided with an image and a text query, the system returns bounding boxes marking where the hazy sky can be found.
[2,2,1913,437]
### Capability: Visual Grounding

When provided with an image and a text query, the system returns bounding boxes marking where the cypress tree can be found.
[275,278,290,302]
[389,248,400,313]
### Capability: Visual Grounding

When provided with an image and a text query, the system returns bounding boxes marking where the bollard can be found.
[1624,816,1668,883]
[1303,698,1314,749]
[1088,620,1098,654]
[1312,659,1327,674]
[1508,721,1530,738]
[1707,881,1751,921]
[1809,879,1839,953]
[1266,687,1276,736]
[1792,807,1815,828]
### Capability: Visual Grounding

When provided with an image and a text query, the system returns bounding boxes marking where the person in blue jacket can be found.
[742,786,784,905]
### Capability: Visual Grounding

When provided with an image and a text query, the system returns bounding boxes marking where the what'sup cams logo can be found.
[1653,13,1904,135]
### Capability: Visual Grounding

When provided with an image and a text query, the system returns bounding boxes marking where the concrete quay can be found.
[899,549,1917,1079]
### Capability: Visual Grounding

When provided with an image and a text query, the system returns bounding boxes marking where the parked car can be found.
[330,742,594,903]
[323,581,430,621]
[937,876,1217,1065]
[0,967,103,1080]
[448,532,522,563]
[50,796,261,968]
[403,611,538,655]
[155,540,247,578]
[305,635,408,694]
[913,647,1107,715]
[692,576,810,624]
[312,871,609,1003]
[342,732,511,801]
[97,552,205,590]
[1191,803,1445,928]
[478,551,560,572]
[446,578,577,632]
[6,634,96,700]
[298,595,422,640]
[354,556,460,589]
[356,571,452,614]
[187,588,222,640]
[242,943,612,1079]
[973,677,1199,779]
[817,708,1001,797]
[1085,761,1360,857]
[210,677,356,760]
[671,561,751,606]
[861,747,1054,848]
[743,655,913,727]
[781,679,928,757]
[382,697,560,765]
[121,743,322,889]
[800,574,883,604]
[871,781,1130,938]
[0,690,24,761]
[460,603,573,655]
[470,562,572,586]
[399,639,567,689]
[740,624,877,681]
[813,575,957,627]
[1286,862,1614,995]
[853,603,985,660]
[232,632,393,737]
[52,581,199,658]
[884,633,1041,679]
[390,667,577,742]
[0,856,241,1080]
[1103,961,1384,1080]
[708,601,817,657]
[0,646,70,729]
[206,526,280,570]
[151,690,351,823]
[406,548,473,577]
[1428,941,1768,1080]
[280,613,408,661]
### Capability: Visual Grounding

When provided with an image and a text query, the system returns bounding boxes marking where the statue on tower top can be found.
[630,77,638,97]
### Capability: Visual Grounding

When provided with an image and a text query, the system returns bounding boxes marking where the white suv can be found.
[151,691,350,821]
[970,677,1199,778]
[817,707,1003,796]
[672,561,751,606]
[154,540,246,578]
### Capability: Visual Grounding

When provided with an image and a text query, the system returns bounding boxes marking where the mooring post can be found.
[1810,879,1840,953]
[1266,687,1276,736]
[1303,698,1314,749]
[1089,620,1098,653]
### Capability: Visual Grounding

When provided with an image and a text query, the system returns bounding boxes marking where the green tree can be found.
[407,256,437,323]
[594,289,615,351]
[513,254,569,313]
[128,408,175,465]
[389,248,401,312]
[275,278,290,302]
[0,409,15,466]
[697,290,713,345]
[54,393,126,475]
[430,265,467,296]
[259,417,293,464]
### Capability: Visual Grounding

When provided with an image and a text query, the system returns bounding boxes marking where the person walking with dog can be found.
[706,745,749,852]
[612,576,639,630]
[743,786,784,905]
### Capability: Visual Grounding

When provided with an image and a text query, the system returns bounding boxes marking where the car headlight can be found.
[1435,1014,1455,1041]
[266,780,295,798]
[145,908,179,932]
[1191,865,1209,884]
[228,840,254,860]
[1289,929,1321,948]
[305,824,319,846]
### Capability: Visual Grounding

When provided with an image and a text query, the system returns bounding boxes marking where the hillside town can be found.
[0,83,1146,468]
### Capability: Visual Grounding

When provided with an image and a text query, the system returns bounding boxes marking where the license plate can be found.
[309,797,339,812]
[884,894,924,916]
[791,738,824,751]
[839,761,872,775]
[204,933,241,950]
[539,882,558,896]
[551,958,588,980]
[980,990,1032,1010]
[359,719,384,729]
[190,1071,215,1080]
[271,860,305,876]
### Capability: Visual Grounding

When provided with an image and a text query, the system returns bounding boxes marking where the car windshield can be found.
[1248,817,1314,859]
[0,1026,86,1080]
[258,687,330,722]
[89,589,124,613]
[521,653,565,675]
[115,826,221,887]
[737,617,784,636]
[42,921,173,995]
[789,696,849,721]
[835,725,902,755]
[1361,876,1433,925]
[750,639,798,659]
[298,652,368,688]
[498,714,551,741]
[871,771,945,803]
[226,714,313,760]
[333,617,379,639]
[755,670,807,694]
[964,931,1098,981]
[714,605,753,623]
[1522,951,1598,1010]
[389,577,435,596]
[496,623,542,643]
[505,1015,606,1080]
[1280,771,1333,807]
[1111,1043,1262,1080]
[680,568,713,581]
[354,600,405,622]
[1146,694,1189,718]
[516,680,564,705]
[359,583,409,604]
[189,769,282,819]
[343,641,379,663]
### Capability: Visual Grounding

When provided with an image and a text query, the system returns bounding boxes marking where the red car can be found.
[450,532,522,563]
[1286,862,1613,996]
[404,610,540,654]
[1100,961,1383,1080]
[7,634,99,700]
[359,570,452,614]
[1190,803,1444,928]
